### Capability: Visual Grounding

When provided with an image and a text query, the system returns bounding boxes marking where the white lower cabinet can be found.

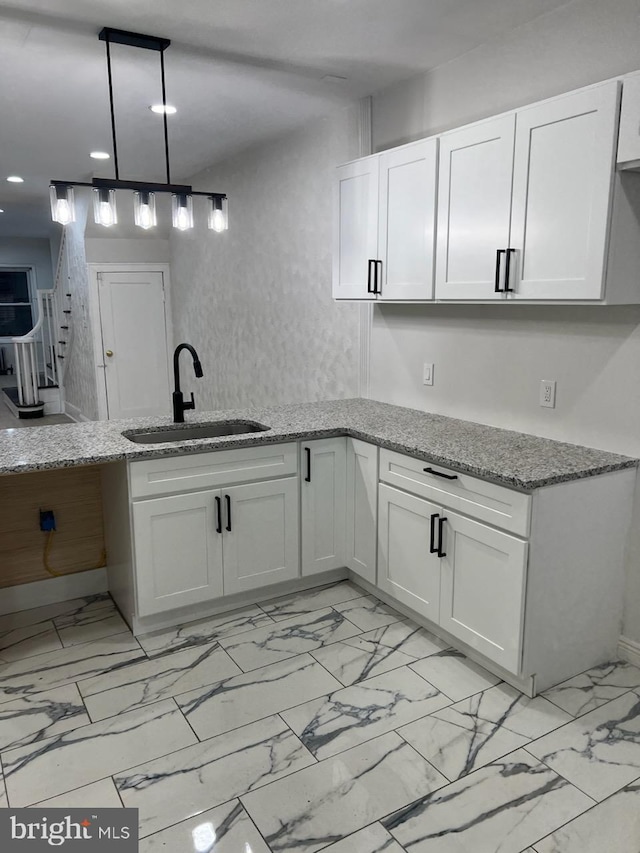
[133,491,224,617]
[134,477,299,616]
[439,510,528,675]
[300,438,347,575]
[378,477,529,675]
[378,484,441,624]
[345,438,378,583]
[223,477,299,595]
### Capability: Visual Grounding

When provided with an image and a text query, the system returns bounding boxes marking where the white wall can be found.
[85,238,170,264]
[170,106,362,410]
[370,0,640,645]
[0,237,54,290]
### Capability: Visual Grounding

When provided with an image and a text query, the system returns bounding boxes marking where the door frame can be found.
[87,263,173,421]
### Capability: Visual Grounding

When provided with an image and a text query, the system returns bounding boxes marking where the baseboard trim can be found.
[0,568,108,616]
[65,401,90,422]
[618,635,640,667]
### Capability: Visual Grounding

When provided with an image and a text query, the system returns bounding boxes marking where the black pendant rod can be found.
[160,49,171,185]
[104,32,120,181]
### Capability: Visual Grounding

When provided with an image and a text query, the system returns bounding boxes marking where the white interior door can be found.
[378,138,438,300]
[332,158,379,299]
[509,81,620,300]
[98,270,171,419]
[435,115,515,300]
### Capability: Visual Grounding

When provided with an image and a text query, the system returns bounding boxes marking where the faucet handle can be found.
[185,392,196,411]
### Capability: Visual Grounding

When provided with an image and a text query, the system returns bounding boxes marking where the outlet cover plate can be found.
[539,379,556,408]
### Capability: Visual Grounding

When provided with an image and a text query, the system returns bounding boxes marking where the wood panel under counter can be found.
[0,465,106,589]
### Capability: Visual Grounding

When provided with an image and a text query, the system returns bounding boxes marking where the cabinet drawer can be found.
[379,449,530,536]
[129,442,298,498]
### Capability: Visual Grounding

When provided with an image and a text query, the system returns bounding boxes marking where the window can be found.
[0,269,33,337]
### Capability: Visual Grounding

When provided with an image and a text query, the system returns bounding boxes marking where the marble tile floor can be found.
[0,580,639,852]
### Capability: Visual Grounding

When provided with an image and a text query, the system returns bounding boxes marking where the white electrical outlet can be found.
[540,379,557,408]
[423,363,434,386]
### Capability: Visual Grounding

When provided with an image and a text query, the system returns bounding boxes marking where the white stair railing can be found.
[11,292,47,408]
[9,229,69,411]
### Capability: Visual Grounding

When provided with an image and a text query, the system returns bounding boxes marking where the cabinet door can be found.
[223,477,299,594]
[435,115,515,300]
[345,438,378,584]
[301,438,347,575]
[332,158,379,300]
[133,491,223,617]
[378,483,440,623]
[510,81,620,300]
[439,511,527,674]
[378,139,438,300]
[617,73,640,166]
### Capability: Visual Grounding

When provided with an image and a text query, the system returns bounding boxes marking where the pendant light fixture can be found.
[49,28,227,232]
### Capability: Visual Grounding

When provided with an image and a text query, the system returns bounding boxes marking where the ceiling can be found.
[0,0,571,238]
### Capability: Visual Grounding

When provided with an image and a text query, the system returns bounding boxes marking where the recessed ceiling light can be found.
[149,104,177,115]
[90,151,110,160]
[7,176,24,183]
[0,209,4,213]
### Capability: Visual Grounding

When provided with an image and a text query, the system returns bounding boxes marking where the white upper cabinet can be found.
[510,82,620,300]
[617,72,640,167]
[333,139,437,301]
[377,139,438,300]
[435,115,515,300]
[436,81,620,301]
[332,158,379,300]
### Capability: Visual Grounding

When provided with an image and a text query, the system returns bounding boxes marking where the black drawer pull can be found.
[367,259,376,294]
[437,516,447,558]
[429,513,439,554]
[304,447,311,482]
[504,248,516,293]
[495,248,506,293]
[423,467,458,481]
[225,494,232,532]
[374,259,382,294]
[214,496,222,534]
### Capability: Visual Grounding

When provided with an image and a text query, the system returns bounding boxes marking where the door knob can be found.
[105,350,113,357]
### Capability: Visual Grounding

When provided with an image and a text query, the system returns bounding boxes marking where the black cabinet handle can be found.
[424,467,458,481]
[304,447,311,482]
[225,494,232,532]
[214,496,222,534]
[504,248,516,293]
[495,248,506,293]
[374,259,383,294]
[437,516,447,558]
[367,259,376,294]
[429,512,439,554]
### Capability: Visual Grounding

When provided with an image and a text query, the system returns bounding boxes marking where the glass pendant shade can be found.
[172,193,194,231]
[93,187,118,227]
[134,190,157,229]
[49,185,76,225]
[208,195,228,232]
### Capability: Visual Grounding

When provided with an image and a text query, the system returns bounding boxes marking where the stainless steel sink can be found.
[123,421,270,444]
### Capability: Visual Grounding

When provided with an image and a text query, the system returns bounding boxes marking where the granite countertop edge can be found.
[0,398,636,492]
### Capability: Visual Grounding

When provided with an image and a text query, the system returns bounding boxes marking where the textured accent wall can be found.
[169,106,361,410]
[63,191,99,421]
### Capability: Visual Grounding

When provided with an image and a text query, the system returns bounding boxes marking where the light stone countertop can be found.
[0,398,635,491]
